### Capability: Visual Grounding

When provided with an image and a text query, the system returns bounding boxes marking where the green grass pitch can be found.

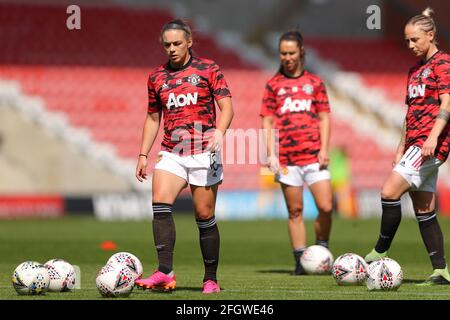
[1,214,450,300]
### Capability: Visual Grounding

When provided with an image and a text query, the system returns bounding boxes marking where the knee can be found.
[152,195,162,204]
[194,203,215,220]
[287,206,303,219]
[317,202,333,215]
[152,193,171,205]
[380,188,398,200]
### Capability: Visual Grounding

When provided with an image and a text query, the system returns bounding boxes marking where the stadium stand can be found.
[306,38,415,103]
[4,1,449,195]
[0,2,403,192]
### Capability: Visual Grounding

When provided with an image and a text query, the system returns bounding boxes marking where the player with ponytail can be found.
[260,30,333,275]
[365,8,450,285]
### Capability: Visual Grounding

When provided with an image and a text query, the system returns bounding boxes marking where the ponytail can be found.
[406,7,438,44]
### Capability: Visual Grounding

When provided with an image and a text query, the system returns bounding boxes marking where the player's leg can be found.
[136,157,188,291]
[188,152,223,293]
[411,188,450,285]
[308,179,333,248]
[303,163,332,248]
[152,169,187,270]
[365,171,410,263]
[191,183,221,293]
[280,183,307,275]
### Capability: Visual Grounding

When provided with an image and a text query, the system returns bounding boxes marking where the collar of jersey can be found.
[166,55,193,72]
[420,50,441,66]
[281,69,305,79]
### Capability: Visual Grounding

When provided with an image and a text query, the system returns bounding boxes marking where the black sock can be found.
[197,216,220,283]
[417,211,446,270]
[374,198,402,253]
[293,247,306,266]
[316,240,329,248]
[152,203,176,274]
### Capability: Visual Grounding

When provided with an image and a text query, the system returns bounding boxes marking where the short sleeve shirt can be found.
[405,51,450,161]
[260,70,330,166]
[148,56,231,155]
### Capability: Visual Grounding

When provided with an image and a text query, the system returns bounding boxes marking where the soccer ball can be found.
[332,253,368,286]
[44,259,76,292]
[96,262,136,297]
[107,252,143,279]
[366,258,403,291]
[300,245,334,274]
[12,261,50,295]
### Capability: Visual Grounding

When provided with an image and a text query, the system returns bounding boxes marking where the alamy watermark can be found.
[66,5,81,30]
[366,5,381,30]
[169,121,278,168]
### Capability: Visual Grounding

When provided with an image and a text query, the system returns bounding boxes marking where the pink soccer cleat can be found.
[135,270,176,291]
[202,280,221,294]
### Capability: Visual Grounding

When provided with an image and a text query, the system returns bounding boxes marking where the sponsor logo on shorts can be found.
[209,152,219,177]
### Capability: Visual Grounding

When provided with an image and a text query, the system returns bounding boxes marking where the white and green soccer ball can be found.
[300,245,334,274]
[107,252,143,279]
[12,261,50,295]
[44,258,76,292]
[96,262,137,298]
[332,253,368,286]
[366,258,403,291]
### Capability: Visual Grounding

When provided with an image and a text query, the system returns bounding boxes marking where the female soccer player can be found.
[260,30,333,275]
[134,19,234,293]
[365,8,450,285]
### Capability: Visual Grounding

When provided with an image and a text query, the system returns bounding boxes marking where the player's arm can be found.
[261,115,274,157]
[260,82,279,173]
[318,111,330,169]
[136,111,162,182]
[422,93,450,159]
[261,115,279,173]
[393,119,407,167]
[207,97,234,152]
[216,97,234,134]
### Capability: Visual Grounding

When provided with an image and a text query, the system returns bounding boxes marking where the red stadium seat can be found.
[307,38,415,103]
[0,4,396,190]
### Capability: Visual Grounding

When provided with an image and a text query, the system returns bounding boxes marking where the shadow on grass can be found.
[133,286,202,293]
[256,269,293,275]
[402,279,424,284]
[173,286,203,292]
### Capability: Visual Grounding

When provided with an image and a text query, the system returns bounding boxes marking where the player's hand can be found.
[392,152,403,168]
[206,129,224,152]
[267,155,280,174]
[318,150,329,170]
[135,156,148,182]
[421,136,437,161]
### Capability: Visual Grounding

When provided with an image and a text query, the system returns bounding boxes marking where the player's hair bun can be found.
[421,7,434,18]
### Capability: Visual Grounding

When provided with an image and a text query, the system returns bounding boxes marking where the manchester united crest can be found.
[420,67,431,79]
[187,73,201,86]
[302,84,314,95]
